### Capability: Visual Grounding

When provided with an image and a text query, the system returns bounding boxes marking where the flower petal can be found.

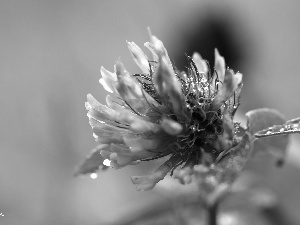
[161,117,183,135]
[112,105,161,133]
[148,34,189,121]
[127,41,149,74]
[131,155,182,191]
[115,61,143,99]
[86,94,117,123]
[227,82,243,116]
[114,108,154,131]
[105,95,124,111]
[150,34,172,68]
[209,70,243,111]
[144,42,158,62]
[192,52,208,74]
[114,61,161,115]
[91,121,128,137]
[130,119,161,133]
[110,143,131,152]
[149,32,189,121]
[101,144,156,168]
[93,130,124,144]
[99,66,117,93]
[110,150,155,166]
[74,144,110,176]
[95,135,124,144]
[153,54,188,122]
[123,136,161,152]
[214,49,225,83]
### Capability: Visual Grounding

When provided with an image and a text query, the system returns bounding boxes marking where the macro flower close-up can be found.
[80,30,244,191]
[3,1,300,225]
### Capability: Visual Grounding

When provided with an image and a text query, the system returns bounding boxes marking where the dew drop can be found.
[201,78,207,83]
[90,173,98,179]
[292,124,299,129]
[103,159,111,167]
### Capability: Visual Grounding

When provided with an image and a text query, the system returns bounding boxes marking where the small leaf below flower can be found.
[74,144,109,176]
[246,108,286,135]
[246,108,289,165]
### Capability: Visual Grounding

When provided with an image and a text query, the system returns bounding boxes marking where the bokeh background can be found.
[1,0,300,224]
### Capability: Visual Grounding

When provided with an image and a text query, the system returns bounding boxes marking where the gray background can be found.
[1,1,300,224]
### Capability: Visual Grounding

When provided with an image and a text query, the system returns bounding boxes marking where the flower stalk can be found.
[207,201,218,225]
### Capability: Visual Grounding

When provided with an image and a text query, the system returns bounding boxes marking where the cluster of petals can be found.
[86,30,243,191]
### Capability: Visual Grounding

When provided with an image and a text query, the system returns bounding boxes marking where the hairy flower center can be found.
[187,109,223,146]
[134,56,231,166]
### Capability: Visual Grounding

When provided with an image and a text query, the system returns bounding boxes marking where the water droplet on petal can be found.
[201,77,207,83]
[103,159,111,167]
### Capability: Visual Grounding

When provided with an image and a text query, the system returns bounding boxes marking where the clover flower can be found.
[84,30,243,191]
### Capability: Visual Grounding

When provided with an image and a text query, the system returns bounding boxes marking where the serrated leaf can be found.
[245,108,289,165]
[74,144,109,176]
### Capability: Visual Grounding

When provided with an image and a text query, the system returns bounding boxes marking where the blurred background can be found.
[1,0,300,224]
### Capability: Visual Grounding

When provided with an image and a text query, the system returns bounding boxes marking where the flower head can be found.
[85,30,243,191]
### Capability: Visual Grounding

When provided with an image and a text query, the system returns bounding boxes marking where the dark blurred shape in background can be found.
[174,8,249,75]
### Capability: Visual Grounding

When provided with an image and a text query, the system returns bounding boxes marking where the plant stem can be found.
[207,201,218,225]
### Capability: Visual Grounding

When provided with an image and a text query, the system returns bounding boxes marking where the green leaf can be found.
[245,108,289,166]
[74,144,109,176]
